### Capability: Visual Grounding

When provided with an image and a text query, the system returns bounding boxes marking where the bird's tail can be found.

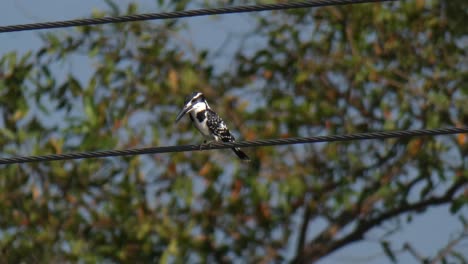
[231,148,250,162]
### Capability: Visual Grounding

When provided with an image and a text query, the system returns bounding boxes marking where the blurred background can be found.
[0,0,467,262]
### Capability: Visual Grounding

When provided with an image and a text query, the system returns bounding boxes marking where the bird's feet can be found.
[200,140,215,150]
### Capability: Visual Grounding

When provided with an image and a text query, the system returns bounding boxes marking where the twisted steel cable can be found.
[0,0,396,33]
[0,127,466,165]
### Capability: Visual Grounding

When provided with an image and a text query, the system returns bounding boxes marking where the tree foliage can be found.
[0,0,466,262]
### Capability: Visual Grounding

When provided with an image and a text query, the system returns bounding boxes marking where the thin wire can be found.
[0,0,396,33]
[0,127,466,165]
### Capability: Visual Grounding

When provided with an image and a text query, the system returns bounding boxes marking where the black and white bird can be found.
[175,92,250,161]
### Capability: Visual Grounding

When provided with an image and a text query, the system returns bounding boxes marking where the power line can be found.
[0,127,466,165]
[0,0,396,33]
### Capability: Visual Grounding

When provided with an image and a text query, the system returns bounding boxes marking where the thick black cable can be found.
[0,127,466,165]
[0,0,396,33]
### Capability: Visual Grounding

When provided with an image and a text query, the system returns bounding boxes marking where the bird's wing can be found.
[206,110,236,142]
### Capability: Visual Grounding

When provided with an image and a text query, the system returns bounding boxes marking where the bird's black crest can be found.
[185,92,204,104]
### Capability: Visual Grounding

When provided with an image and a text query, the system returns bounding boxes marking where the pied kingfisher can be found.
[175,92,250,161]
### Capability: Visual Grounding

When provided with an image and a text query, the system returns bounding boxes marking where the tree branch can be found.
[301,179,467,262]
[294,204,313,263]
[403,242,429,263]
[429,225,468,264]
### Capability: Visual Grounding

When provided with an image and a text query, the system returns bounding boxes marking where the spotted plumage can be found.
[175,92,250,161]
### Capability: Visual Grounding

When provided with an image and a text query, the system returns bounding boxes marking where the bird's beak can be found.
[175,103,193,123]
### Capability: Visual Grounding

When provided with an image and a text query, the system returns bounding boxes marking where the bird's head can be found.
[175,92,209,122]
